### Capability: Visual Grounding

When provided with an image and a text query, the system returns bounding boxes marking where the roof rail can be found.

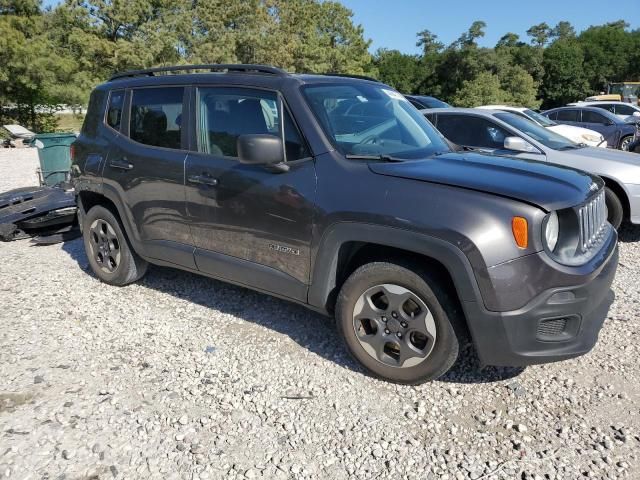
[108,64,287,81]
[320,73,381,83]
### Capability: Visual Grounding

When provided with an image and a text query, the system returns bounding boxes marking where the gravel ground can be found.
[1,149,639,480]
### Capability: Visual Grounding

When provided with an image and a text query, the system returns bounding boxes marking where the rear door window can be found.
[556,110,579,122]
[129,87,185,149]
[105,90,125,131]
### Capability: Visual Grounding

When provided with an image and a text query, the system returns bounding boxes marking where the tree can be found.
[496,33,521,49]
[452,71,509,107]
[526,22,551,47]
[455,20,486,48]
[499,65,540,107]
[416,29,443,56]
[541,39,589,107]
[374,49,421,93]
[551,21,575,40]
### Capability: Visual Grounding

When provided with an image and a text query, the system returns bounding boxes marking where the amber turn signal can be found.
[512,216,528,248]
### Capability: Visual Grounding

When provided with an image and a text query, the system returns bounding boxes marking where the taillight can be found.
[70,144,75,162]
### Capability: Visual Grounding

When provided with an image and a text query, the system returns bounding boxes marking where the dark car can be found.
[71,64,618,384]
[543,106,637,151]
[404,95,451,109]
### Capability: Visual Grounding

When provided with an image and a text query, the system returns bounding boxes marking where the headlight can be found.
[544,211,559,252]
[581,133,602,143]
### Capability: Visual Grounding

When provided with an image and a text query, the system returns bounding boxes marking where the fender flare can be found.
[77,184,143,253]
[307,222,483,312]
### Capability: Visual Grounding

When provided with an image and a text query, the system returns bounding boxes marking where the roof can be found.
[103,64,382,90]
[476,105,527,112]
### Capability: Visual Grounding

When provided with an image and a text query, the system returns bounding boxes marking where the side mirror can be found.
[632,111,640,118]
[504,136,537,153]
[237,134,287,170]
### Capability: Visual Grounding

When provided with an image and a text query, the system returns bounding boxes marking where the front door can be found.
[184,86,316,301]
[102,86,195,267]
[580,110,618,147]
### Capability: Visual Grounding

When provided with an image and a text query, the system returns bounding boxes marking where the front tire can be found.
[604,187,624,230]
[83,205,148,286]
[619,136,633,151]
[335,261,462,384]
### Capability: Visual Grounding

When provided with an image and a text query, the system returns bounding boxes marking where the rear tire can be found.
[83,205,148,286]
[604,187,624,230]
[335,261,462,384]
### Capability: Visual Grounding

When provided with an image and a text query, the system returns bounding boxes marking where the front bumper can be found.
[464,237,618,367]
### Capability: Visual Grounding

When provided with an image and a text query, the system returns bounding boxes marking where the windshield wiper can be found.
[345,154,405,162]
[558,144,585,151]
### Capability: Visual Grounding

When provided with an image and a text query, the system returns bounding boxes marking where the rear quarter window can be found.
[81,90,107,138]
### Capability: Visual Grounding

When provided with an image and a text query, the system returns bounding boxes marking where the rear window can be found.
[129,87,184,149]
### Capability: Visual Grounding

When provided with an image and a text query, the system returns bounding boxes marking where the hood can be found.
[369,152,602,211]
[561,146,640,166]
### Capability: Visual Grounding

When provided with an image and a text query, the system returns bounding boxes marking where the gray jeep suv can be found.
[71,64,618,384]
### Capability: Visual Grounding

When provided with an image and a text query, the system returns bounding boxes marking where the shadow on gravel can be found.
[62,238,525,385]
[618,222,640,243]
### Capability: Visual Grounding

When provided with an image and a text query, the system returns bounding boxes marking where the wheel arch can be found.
[76,189,139,248]
[308,223,481,317]
[600,175,630,221]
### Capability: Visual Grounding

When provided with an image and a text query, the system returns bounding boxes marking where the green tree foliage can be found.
[3,3,640,132]
[0,0,372,131]
[541,39,589,107]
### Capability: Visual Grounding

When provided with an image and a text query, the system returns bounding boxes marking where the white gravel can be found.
[1,149,639,479]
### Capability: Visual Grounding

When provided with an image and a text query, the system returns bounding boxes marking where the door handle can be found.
[109,158,133,171]
[188,174,218,187]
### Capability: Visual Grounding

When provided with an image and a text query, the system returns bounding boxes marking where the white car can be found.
[476,105,607,148]
[568,101,640,122]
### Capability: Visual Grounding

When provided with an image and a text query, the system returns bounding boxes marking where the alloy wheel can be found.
[89,219,121,273]
[352,284,437,368]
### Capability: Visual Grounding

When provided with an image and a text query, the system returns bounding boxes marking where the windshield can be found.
[495,112,583,150]
[302,84,450,159]
[523,109,556,127]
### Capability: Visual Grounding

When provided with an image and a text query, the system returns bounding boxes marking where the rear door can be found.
[184,86,317,301]
[102,86,195,268]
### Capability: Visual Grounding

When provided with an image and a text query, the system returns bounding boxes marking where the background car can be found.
[423,107,640,228]
[404,95,451,109]
[476,105,606,148]
[568,101,640,121]
[543,106,637,151]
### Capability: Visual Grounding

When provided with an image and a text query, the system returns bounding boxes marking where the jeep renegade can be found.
[71,65,618,384]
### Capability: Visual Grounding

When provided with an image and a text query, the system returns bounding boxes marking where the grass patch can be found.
[55,113,85,133]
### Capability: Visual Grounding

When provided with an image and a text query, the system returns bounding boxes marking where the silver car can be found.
[423,108,640,228]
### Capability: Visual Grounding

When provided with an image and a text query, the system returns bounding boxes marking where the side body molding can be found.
[307,222,482,313]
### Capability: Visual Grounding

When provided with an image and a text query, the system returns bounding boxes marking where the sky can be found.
[42,0,638,54]
[339,0,639,53]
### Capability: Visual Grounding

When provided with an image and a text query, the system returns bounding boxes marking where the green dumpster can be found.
[30,133,77,186]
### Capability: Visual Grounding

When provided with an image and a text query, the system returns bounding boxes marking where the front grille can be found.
[537,317,568,338]
[578,190,607,253]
